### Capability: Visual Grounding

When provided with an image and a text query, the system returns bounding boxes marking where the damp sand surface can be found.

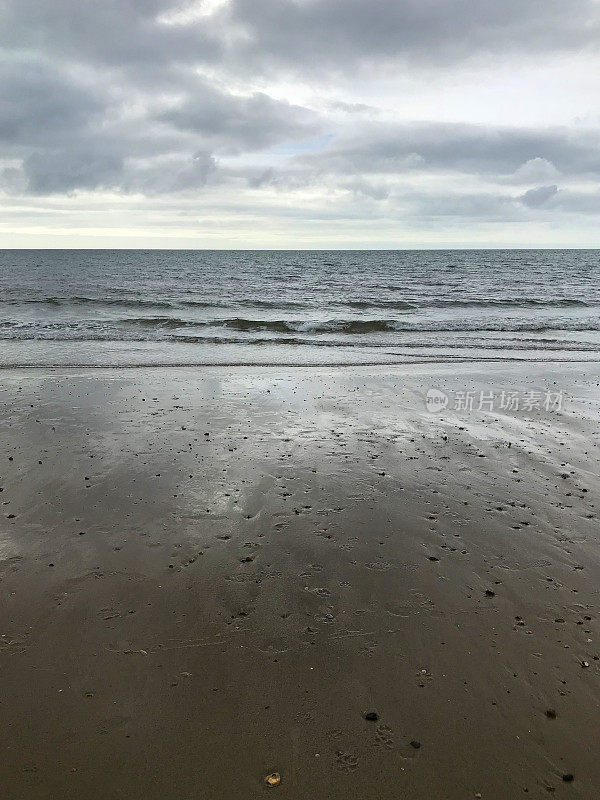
[1,363,600,799]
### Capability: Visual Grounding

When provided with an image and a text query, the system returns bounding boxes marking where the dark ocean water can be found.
[1,249,599,366]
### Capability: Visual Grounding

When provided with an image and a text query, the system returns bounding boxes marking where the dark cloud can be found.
[519,184,559,208]
[403,190,515,220]
[24,149,124,194]
[295,124,600,178]
[0,56,105,149]
[3,0,599,78]
[224,0,600,71]
[550,189,600,214]
[122,151,219,194]
[0,0,222,69]
[0,53,317,193]
[158,83,317,153]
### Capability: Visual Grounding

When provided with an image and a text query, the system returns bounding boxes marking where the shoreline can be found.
[1,355,599,369]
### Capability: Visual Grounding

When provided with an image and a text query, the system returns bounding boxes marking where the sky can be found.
[1,0,600,248]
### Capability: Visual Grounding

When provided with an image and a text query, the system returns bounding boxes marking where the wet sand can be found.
[1,362,599,799]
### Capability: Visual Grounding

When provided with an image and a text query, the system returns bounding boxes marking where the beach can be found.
[1,361,599,799]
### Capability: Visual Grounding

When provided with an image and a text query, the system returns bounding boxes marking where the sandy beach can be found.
[1,362,599,799]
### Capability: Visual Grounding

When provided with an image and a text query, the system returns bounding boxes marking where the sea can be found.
[0,249,599,367]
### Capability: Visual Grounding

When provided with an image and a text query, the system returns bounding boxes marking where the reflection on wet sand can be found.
[1,363,599,799]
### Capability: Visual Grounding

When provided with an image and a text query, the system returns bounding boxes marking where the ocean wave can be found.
[343,298,592,310]
[3,296,178,309]
[219,318,414,333]
[2,330,599,352]
[220,318,295,333]
[429,298,591,309]
[116,316,191,328]
[343,300,417,310]
[216,318,600,335]
[3,315,600,338]
[1,296,594,312]
[2,333,597,354]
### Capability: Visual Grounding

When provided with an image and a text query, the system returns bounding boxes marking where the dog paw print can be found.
[374,724,395,750]
[335,751,359,773]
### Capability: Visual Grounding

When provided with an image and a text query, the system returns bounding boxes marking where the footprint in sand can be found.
[374,723,395,750]
[335,751,359,772]
[359,640,377,658]
[366,560,394,572]
[225,573,251,583]
[383,601,411,618]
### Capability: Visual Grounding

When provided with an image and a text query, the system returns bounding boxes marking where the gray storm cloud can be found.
[520,185,559,209]
[224,0,600,70]
[1,0,600,243]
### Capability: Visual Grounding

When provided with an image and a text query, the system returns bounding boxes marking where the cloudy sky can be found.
[2,0,600,247]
